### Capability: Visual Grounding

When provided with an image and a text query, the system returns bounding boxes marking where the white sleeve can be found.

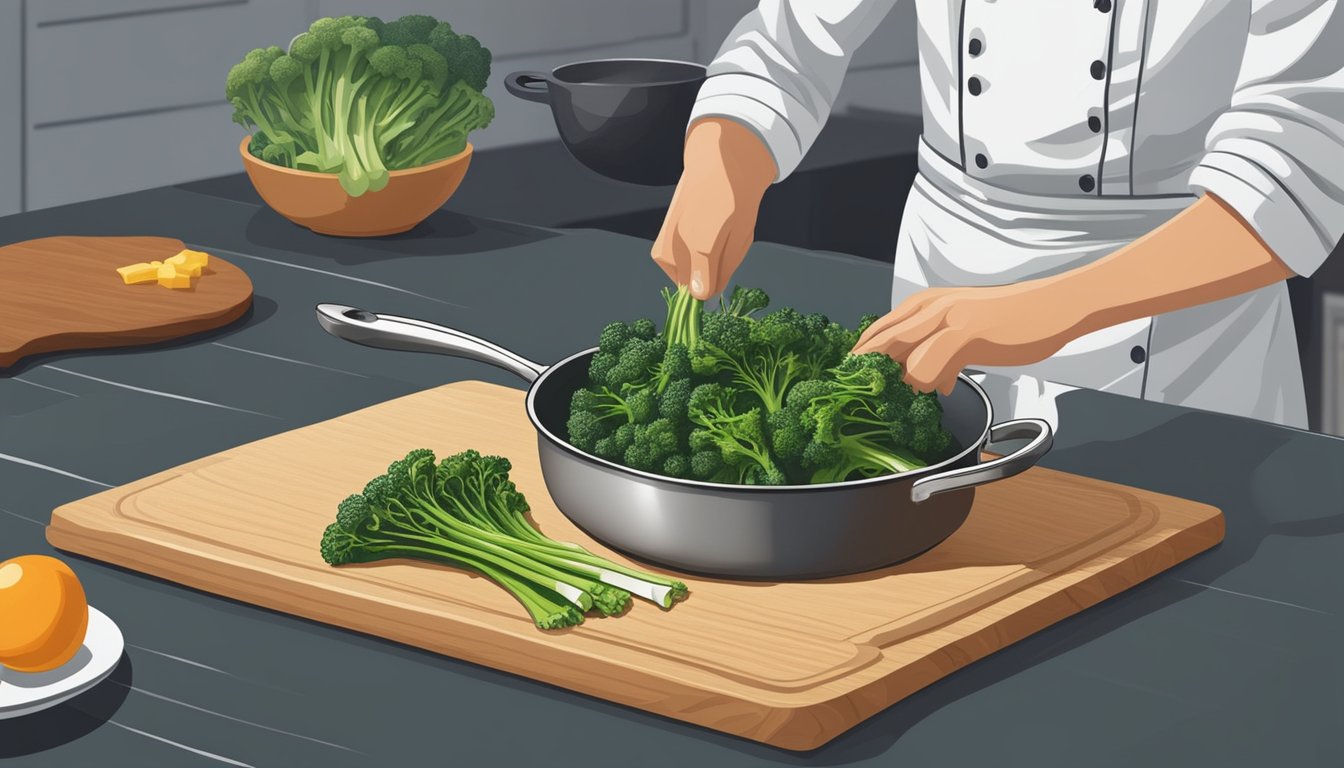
[1187,0,1344,277]
[688,0,901,181]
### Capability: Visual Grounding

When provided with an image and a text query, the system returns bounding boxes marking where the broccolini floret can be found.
[770,354,952,483]
[687,384,787,485]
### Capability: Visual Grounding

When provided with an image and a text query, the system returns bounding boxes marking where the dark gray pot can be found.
[506,59,707,186]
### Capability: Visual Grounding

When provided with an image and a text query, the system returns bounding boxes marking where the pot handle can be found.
[315,304,547,384]
[505,71,551,103]
[909,419,1053,503]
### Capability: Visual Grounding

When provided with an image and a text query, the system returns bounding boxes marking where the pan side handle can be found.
[315,304,547,384]
[909,419,1053,503]
[504,71,552,103]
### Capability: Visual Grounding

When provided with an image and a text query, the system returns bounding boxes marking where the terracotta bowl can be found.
[239,137,473,237]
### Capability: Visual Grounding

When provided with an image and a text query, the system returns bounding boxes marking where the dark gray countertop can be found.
[1,184,1342,767]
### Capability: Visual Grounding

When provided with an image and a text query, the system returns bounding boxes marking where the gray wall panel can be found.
[314,0,688,59]
[26,103,243,210]
[0,1,22,217]
[29,0,244,24]
[28,1,307,125]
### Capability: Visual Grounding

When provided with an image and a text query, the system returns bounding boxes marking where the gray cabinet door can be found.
[24,0,307,210]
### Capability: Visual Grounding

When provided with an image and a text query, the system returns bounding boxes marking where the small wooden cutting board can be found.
[47,381,1224,750]
[0,236,253,368]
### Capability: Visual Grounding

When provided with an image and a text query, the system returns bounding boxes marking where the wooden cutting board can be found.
[0,236,253,368]
[47,381,1224,750]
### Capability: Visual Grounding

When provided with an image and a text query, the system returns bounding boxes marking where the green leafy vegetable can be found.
[321,448,688,629]
[227,14,494,196]
[769,354,950,483]
[566,286,955,485]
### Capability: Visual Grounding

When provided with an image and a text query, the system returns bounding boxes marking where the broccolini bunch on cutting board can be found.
[321,449,688,630]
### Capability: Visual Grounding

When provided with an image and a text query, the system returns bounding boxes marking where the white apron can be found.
[688,0,1344,430]
[892,140,1308,429]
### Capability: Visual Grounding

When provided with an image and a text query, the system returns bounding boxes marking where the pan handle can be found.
[315,304,547,384]
[909,419,1053,503]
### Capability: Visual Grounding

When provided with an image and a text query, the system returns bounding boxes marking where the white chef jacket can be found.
[690,0,1344,429]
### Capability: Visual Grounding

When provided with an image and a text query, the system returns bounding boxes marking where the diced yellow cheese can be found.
[157,263,192,289]
[170,249,210,270]
[116,262,160,285]
[119,253,205,288]
[166,253,203,277]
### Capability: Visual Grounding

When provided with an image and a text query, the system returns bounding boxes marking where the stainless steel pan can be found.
[317,304,1053,580]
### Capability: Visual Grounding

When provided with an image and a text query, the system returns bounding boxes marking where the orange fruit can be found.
[0,555,89,672]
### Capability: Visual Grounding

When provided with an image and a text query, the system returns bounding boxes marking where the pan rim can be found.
[524,347,994,494]
[549,58,708,88]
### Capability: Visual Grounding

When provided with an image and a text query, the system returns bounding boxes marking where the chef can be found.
[652,0,1344,428]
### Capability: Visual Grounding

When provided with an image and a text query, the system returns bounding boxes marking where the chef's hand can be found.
[855,196,1299,396]
[853,283,1081,396]
[652,118,776,300]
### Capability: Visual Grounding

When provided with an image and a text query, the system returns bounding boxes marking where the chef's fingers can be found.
[854,289,945,349]
[716,228,752,298]
[855,303,913,350]
[650,235,679,284]
[685,221,737,300]
[903,328,965,394]
[650,189,686,284]
[689,246,718,300]
[853,304,947,360]
[669,230,694,288]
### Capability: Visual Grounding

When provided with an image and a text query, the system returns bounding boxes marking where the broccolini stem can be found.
[518,543,689,608]
[360,539,582,629]
[403,494,614,611]
[305,47,342,172]
[599,391,636,423]
[350,94,388,190]
[663,285,703,351]
[390,526,594,612]
[518,544,677,608]
[430,490,685,608]
[841,434,926,474]
[395,88,475,166]
[474,496,688,606]
[720,354,786,413]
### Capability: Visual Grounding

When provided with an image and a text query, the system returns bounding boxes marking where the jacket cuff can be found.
[688,73,817,181]
[1188,149,1333,278]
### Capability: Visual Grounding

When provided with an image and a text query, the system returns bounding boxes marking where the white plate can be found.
[0,606,124,719]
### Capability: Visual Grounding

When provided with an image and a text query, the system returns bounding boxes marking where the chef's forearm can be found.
[683,118,777,199]
[1042,194,1296,337]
